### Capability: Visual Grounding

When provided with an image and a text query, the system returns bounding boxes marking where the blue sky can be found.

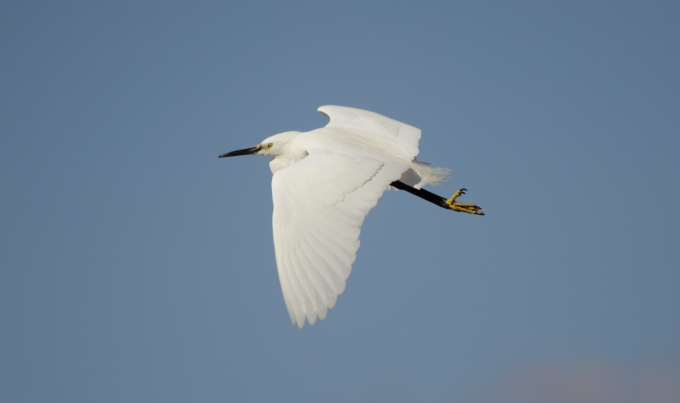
[1,1,679,402]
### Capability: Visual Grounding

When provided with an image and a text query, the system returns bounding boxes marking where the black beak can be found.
[218,146,262,158]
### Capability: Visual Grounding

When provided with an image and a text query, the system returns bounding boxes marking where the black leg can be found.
[390,181,485,215]
[389,181,451,210]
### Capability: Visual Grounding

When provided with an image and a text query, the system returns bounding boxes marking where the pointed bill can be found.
[218,146,262,158]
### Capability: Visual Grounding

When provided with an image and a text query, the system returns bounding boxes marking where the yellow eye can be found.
[266,143,273,149]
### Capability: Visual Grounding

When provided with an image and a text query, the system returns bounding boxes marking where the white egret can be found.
[220,105,483,328]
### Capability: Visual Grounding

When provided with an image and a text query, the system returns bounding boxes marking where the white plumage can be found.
[220,106,450,328]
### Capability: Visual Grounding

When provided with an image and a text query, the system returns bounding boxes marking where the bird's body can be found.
[220,106,483,328]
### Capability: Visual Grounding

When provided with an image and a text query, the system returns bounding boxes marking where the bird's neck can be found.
[269,149,308,174]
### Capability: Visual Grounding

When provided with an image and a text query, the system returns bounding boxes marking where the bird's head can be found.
[219,131,300,158]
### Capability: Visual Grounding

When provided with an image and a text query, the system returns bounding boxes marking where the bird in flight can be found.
[219,105,483,328]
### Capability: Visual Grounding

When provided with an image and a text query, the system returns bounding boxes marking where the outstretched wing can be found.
[318,105,422,161]
[272,148,408,328]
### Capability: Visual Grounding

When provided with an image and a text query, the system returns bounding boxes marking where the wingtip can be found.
[317,105,331,119]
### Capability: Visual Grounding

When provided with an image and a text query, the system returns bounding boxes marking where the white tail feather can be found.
[399,161,450,189]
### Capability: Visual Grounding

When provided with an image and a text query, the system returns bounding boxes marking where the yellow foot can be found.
[445,188,484,215]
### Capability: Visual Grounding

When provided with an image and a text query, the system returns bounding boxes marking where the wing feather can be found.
[272,149,408,327]
[288,252,321,324]
[299,240,342,301]
[281,254,306,326]
[317,105,422,161]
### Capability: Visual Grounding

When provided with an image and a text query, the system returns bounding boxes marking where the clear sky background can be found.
[1,1,679,402]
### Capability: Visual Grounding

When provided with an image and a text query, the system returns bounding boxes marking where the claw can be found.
[446,188,467,204]
[445,188,484,215]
